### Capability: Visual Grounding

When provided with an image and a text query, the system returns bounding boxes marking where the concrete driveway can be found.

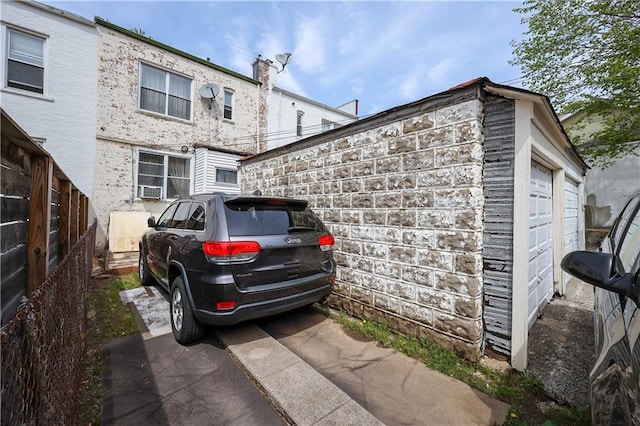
[111,285,510,425]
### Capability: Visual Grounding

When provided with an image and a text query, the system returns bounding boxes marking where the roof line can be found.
[483,80,589,170]
[272,86,358,118]
[21,0,96,27]
[95,17,260,86]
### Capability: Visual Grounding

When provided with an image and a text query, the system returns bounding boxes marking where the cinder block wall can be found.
[241,97,485,360]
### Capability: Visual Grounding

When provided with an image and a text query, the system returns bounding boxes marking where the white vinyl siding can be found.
[194,147,241,194]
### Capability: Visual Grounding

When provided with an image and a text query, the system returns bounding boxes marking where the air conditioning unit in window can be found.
[138,185,163,199]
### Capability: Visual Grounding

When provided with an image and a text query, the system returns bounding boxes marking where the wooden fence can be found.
[1,108,90,326]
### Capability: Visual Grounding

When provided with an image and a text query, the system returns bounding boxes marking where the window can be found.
[185,203,206,231]
[168,202,192,229]
[6,29,44,94]
[618,199,640,272]
[321,119,335,132]
[297,110,304,136]
[156,203,178,228]
[139,63,192,120]
[224,200,323,237]
[216,169,237,184]
[137,151,191,199]
[223,89,234,120]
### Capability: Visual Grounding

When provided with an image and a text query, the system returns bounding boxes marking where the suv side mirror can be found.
[561,251,635,299]
[147,216,156,227]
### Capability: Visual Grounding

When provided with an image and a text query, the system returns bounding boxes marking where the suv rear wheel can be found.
[171,276,205,344]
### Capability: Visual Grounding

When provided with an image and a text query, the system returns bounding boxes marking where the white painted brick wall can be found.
[92,25,266,250]
[0,2,98,199]
[240,99,486,360]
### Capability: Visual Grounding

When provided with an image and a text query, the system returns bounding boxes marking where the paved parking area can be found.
[102,332,285,425]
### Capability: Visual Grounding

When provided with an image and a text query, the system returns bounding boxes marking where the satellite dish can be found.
[199,83,219,99]
[275,52,292,73]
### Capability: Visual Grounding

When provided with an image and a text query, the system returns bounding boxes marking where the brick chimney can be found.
[252,57,275,88]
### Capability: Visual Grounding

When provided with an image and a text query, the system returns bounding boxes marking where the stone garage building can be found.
[239,78,588,370]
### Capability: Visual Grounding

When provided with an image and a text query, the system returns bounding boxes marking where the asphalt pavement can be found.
[104,285,510,425]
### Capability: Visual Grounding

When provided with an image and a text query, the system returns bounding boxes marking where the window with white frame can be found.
[223,89,234,120]
[296,110,304,136]
[139,63,192,120]
[216,169,237,184]
[137,151,191,199]
[6,29,45,94]
[322,119,338,132]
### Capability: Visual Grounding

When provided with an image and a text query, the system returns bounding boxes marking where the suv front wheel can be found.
[171,276,206,344]
[138,252,153,286]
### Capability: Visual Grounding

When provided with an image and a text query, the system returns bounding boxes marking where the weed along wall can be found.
[240,84,485,361]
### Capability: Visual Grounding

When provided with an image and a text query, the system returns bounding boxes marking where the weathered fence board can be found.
[1,108,90,325]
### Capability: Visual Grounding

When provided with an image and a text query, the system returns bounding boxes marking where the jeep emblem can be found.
[286,237,302,245]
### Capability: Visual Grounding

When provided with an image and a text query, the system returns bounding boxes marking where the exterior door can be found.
[563,178,579,287]
[528,161,554,330]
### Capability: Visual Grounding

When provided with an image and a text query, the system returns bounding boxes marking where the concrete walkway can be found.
[116,286,510,425]
[527,278,595,407]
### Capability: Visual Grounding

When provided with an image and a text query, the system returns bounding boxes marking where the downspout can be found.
[256,83,260,154]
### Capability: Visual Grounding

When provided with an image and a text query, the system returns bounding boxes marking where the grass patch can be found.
[78,272,141,425]
[333,312,590,426]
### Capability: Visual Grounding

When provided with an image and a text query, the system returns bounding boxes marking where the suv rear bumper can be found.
[192,283,332,326]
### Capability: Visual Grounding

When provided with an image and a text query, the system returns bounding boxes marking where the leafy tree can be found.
[511,0,640,166]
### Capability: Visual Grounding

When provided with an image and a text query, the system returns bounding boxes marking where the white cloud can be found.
[293,17,327,74]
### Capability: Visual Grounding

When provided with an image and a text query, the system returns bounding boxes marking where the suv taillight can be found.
[319,234,335,252]
[203,241,261,262]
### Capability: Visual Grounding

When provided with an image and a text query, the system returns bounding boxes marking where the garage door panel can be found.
[564,179,580,285]
[528,161,554,330]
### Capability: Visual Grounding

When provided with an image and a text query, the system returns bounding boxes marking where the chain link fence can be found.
[1,223,96,425]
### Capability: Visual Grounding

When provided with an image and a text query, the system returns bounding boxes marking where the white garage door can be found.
[563,178,579,286]
[528,161,554,330]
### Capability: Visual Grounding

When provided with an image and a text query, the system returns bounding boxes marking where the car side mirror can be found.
[147,216,156,227]
[561,251,635,299]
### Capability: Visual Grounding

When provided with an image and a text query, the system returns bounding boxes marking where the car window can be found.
[156,203,179,228]
[618,203,640,273]
[185,203,205,231]
[612,196,640,250]
[224,201,323,236]
[169,202,192,229]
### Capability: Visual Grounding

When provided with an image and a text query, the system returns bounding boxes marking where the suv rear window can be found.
[224,199,324,236]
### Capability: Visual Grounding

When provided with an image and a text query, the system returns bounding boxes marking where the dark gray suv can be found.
[562,192,640,424]
[139,193,336,344]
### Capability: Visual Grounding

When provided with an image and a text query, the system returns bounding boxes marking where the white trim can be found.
[134,147,193,201]
[137,61,194,122]
[511,99,533,371]
[3,25,48,96]
[223,87,235,121]
[510,97,587,371]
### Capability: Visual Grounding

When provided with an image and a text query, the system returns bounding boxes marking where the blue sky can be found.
[44,0,525,117]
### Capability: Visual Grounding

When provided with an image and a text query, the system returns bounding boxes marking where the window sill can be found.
[136,109,193,125]
[2,87,54,102]
[222,118,235,125]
